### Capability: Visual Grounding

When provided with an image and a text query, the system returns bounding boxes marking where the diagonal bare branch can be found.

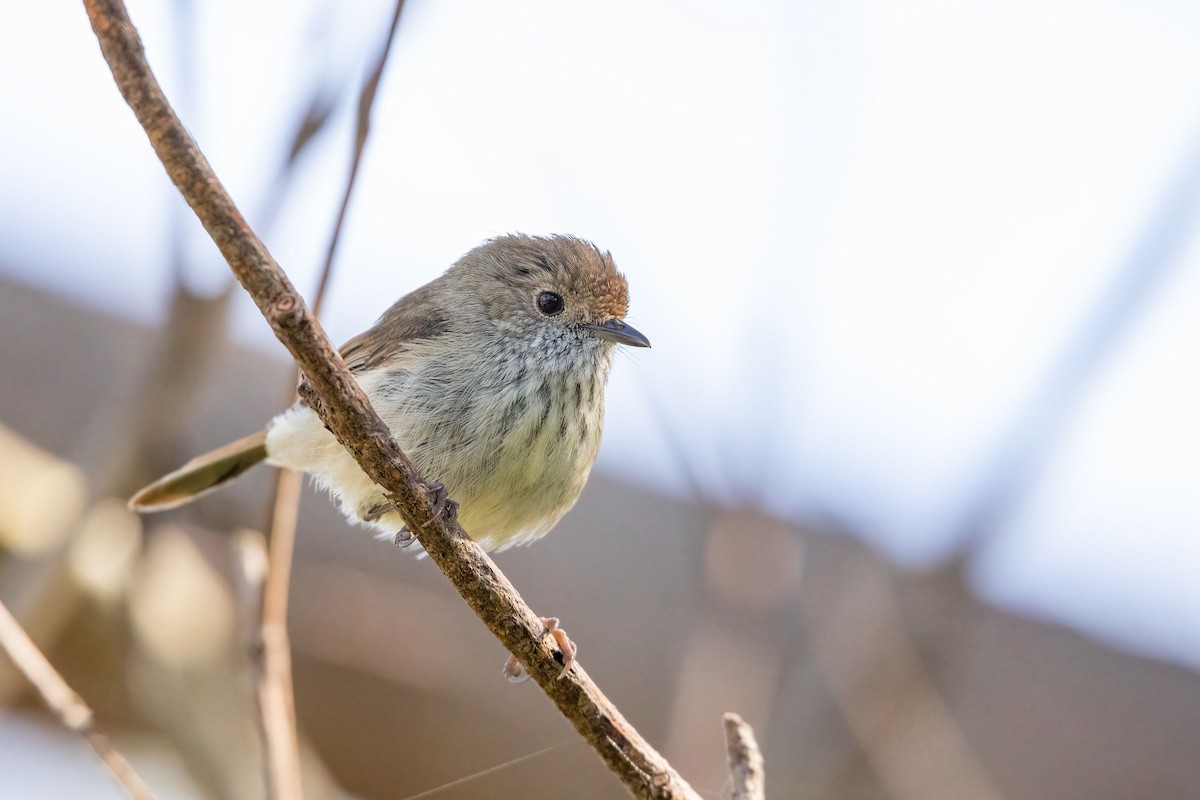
[82,1,700,797]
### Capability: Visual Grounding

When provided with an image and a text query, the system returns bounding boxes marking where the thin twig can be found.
[0,599,155,800]
[722,713,765,800]
[313,0,407,312]
[81,1,700,798]
[258,469,305,800]
[256,5,407,797]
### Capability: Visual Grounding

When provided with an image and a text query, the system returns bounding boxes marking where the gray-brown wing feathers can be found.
[339,283,450,373]
[295,282,449,399]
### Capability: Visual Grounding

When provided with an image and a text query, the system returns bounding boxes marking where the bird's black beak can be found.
[583,319,651,348]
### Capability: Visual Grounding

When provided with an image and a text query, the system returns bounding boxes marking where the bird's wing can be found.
[339,282,450,373]
[295,282,450,401]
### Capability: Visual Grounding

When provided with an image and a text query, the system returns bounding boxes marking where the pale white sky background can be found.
[2,0,1199,676]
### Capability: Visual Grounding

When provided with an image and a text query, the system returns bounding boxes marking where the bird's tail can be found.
[129,430,269,512]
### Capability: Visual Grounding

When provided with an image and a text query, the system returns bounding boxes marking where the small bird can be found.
[129,234,650,554]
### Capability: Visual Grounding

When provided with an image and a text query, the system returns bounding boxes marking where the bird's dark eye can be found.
[537,291,564,316]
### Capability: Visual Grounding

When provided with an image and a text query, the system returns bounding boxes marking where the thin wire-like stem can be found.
[255,3,407,798]
[396,742,567,800]
[0,599,156,800]
[82,1,701,796]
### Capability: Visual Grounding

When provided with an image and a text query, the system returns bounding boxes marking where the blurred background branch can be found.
[0,598,154,800]
[256,2,407,797]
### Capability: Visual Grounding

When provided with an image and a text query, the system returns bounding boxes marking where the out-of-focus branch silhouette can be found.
[801,536,1006,800]
[255,3,408,797]
[951,126,1200,559]
[0,598,155,800]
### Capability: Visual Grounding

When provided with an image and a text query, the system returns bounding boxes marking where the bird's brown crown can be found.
[485,234,629,322]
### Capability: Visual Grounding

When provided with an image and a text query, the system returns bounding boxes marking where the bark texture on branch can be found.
[82,1,700,796]
[723,713,765,800]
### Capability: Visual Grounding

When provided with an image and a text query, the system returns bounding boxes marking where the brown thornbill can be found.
[129,234,650,554]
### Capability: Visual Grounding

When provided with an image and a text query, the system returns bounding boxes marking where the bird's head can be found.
[450,234,651,354]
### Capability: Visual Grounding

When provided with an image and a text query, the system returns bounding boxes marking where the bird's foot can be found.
[504,617,577,684]
[362,500,416,548]
[390,482,457,547]
[424,481,457,523]
[363,501,395,522]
